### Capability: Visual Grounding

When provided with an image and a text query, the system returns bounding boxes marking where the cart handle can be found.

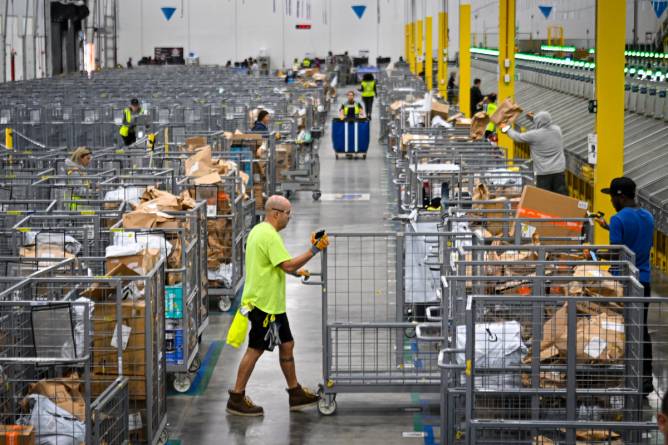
[438,349,465,369]
[301,272,322,286]
[425,306,442,321]
[415,323,444,341]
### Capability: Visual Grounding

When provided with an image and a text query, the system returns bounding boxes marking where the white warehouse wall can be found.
[468,0,664,49]
[1,0,48,82]
[117,0,406,69]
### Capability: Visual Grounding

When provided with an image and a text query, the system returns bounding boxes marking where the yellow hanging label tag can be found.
[465,359,472,377]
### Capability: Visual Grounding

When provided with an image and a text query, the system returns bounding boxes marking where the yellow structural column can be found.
[416,19,424,75]
[593,0,625,244]
[437,11,448,97]
[497,0,516,159]
[405,23,410,62]
[458,3,471,117]
[409,21,414,73]
[425,16,433,90]
[4,128,13,150]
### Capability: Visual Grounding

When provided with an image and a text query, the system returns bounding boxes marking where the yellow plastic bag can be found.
[226,308,249,348]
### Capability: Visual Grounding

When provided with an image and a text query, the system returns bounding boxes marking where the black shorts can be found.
[247,308,293,351]
[122,133,137,146]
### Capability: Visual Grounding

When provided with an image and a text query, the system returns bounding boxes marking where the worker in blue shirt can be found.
[595,176,655,396]
[251,110,270,132]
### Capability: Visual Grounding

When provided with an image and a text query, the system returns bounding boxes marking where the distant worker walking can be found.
[359,73,377,120]
[119,98,142,146]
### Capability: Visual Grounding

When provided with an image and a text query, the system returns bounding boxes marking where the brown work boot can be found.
[226,390,264,417]
[287,384,320,411]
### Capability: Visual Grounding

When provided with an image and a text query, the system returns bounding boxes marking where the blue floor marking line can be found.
[167,340,222,396]
[424,424,435,445]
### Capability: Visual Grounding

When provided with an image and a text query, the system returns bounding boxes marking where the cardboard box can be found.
[185,136,208,150]
[470,111,490,140]
[105,248,160,276]
[0,425,34,445]
[28,375,86,421]
[92,301,147,377]
[513,186,588,243]
[430,100,450,120]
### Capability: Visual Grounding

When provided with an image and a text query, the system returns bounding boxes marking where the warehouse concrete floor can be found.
[166,108,439,444]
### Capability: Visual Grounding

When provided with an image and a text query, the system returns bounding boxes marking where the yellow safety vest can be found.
[486,102,498,132]
[361,80,376,98]
[342,103,361,117]
[302,58,311,68]
[119,108,132,137]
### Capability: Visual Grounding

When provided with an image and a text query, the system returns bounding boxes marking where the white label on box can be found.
[584,337,607,359]
[521,223,537,238]
[601,320,625,333]
[578,200,589,210]
[111,323,132,351]
[206,205,217,217]
[129,412,143,431]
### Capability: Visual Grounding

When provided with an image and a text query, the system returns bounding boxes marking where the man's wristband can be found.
[310,246,320,255]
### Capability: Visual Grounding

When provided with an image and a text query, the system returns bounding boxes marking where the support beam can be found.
[405,23,410,63]
[458,3,471,117]
[409,22,416,74]
[437,11,448,97]
[416,19,423,75]
[425,16,433,91]
[593,0,625,244]
[497,0,516,158]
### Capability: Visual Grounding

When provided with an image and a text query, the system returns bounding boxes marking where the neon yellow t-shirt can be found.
[241,222,292,314]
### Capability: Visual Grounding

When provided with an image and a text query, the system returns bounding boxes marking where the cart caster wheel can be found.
[189,355,202,373]
[362,154,367,160]
[335,154,340,160]
[317,391,337,416]
[312,191,321,201]
[173,374,192,393]
[218,297,232,312]
[158,429,169,445]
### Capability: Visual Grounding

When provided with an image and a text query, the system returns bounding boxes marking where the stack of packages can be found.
[224,131,264,210]
[81,261,151,441]
[184,144,247,288]
[17,374,87,444]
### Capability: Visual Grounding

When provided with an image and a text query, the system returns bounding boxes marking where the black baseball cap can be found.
[130,98,140,105]
[601,177,636,198]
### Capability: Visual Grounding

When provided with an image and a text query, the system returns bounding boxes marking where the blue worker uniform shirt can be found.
[609,207,654,284]
[251,121,268,132]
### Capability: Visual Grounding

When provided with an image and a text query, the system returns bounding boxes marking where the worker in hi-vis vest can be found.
[119,98,142,146]
[338,90,366,120]
[483,93,498,141]
[302,57,311,68]
[358,73,377,120]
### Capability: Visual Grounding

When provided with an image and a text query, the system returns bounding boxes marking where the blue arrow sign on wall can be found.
[161,7,177,21]
[538,5,552,18]
[352,5,367,19]
[652,0,668,18]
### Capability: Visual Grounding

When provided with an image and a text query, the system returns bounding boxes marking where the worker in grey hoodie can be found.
[502,111,567,195]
